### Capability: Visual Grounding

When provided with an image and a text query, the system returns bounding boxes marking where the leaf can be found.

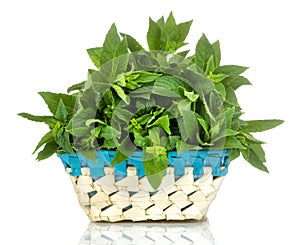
[202,93,216,121]
[242,147,269,173]
[143,147,168,189]
[113,107,133,123]
[155,76,188,90]
[195,33,214,70]
[177,20,193,42]
[225,107,235,128]
[52,123,74,154]
[111,136,136,166]
[38,92,76,117]
[100,23,121,64]
[87,47,102,68]
[215,83,226,100]
[229,149,240,161]
[223,76,251,89]
[176,141,200,154]
[224,137,246,149]
[100,126,121,141]
[212,40,221,67]
[33,131,54,154]
[179,109,198,142]
[195,114,210,139]
[214,65,248,76]
[67,81,85,93]
[134,72,162,83]
[66,108,94,137]
[225,86,239,107]
[111,84,130,105]
[111,37,129,76]
[120,33,144,52]
[147,17,162,50]
[18,113,57,128]
[36,141,59,161]
[148,127,162,146]
[242,120,284,132]
[149,115,171,135]
[183,89,199,102]
[205,55,215,75]
[55,99,68,123]
[208,73,229,83]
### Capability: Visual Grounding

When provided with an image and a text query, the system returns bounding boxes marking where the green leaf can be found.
[100,126,121,140]
[224,137,246,149]
[215,83,226,100]
[55,99,68,123]
[225,86,239,107]
[208,73,229,83]
[36,141,59,161]
[67,81,85,93]
[100,23,121,64]
[178,109,198,141]
[223,76,251,89]
[242,147,269,173]
[195,33,214,70]
[78,150,97,162]
[111,37,129,76]
[66,108,94,137]
[195,114,210,139]
[143,147,168,189]
[120,33,144,52]
[149,115,171,135]
[176,141,200,154]
[177,20,193,43]
[148,127,162,146]
[205,55,215,75]
[183,89,199,102]
[111,84,130,105]
[87,47,102,68]
[155,76,188,90]
[33,131,54,154]
[133,72,162,84]
[147,17,162,50]
[242,120,284,132]
[212,40,221,67]
[214,65,248,76]
[18,113,57,128]
[111,136,136,166]
[225,107,235,128]
[113,107,133,123]
[38,92,76,117]
[229,149,240,161]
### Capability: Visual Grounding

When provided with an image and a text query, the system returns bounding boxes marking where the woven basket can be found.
[58,150,229,222]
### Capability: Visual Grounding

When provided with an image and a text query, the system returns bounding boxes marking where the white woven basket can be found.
[66,165,225,222]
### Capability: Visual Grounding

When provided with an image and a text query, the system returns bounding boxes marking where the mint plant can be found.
[19,13,283,188]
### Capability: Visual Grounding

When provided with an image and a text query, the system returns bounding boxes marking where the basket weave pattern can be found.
[67,168,224,222]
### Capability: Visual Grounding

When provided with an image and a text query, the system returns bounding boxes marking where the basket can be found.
[58,150,229,222]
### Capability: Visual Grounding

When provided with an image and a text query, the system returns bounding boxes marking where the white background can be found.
[0,0,299,244]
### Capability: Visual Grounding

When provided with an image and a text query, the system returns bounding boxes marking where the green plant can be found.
[19,13,283,188]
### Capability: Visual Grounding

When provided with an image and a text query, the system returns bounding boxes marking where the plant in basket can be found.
[19,13,283,222]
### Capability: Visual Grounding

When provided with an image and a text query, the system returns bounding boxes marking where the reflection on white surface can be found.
[79,218,214,244]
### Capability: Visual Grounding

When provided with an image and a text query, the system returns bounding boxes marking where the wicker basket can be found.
[58,150,229,222]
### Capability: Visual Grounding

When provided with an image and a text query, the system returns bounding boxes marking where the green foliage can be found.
[18,13,283,189]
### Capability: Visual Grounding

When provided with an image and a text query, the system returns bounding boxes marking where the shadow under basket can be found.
[58,150,229,222]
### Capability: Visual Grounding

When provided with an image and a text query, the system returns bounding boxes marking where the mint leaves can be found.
[18,13,283,189]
